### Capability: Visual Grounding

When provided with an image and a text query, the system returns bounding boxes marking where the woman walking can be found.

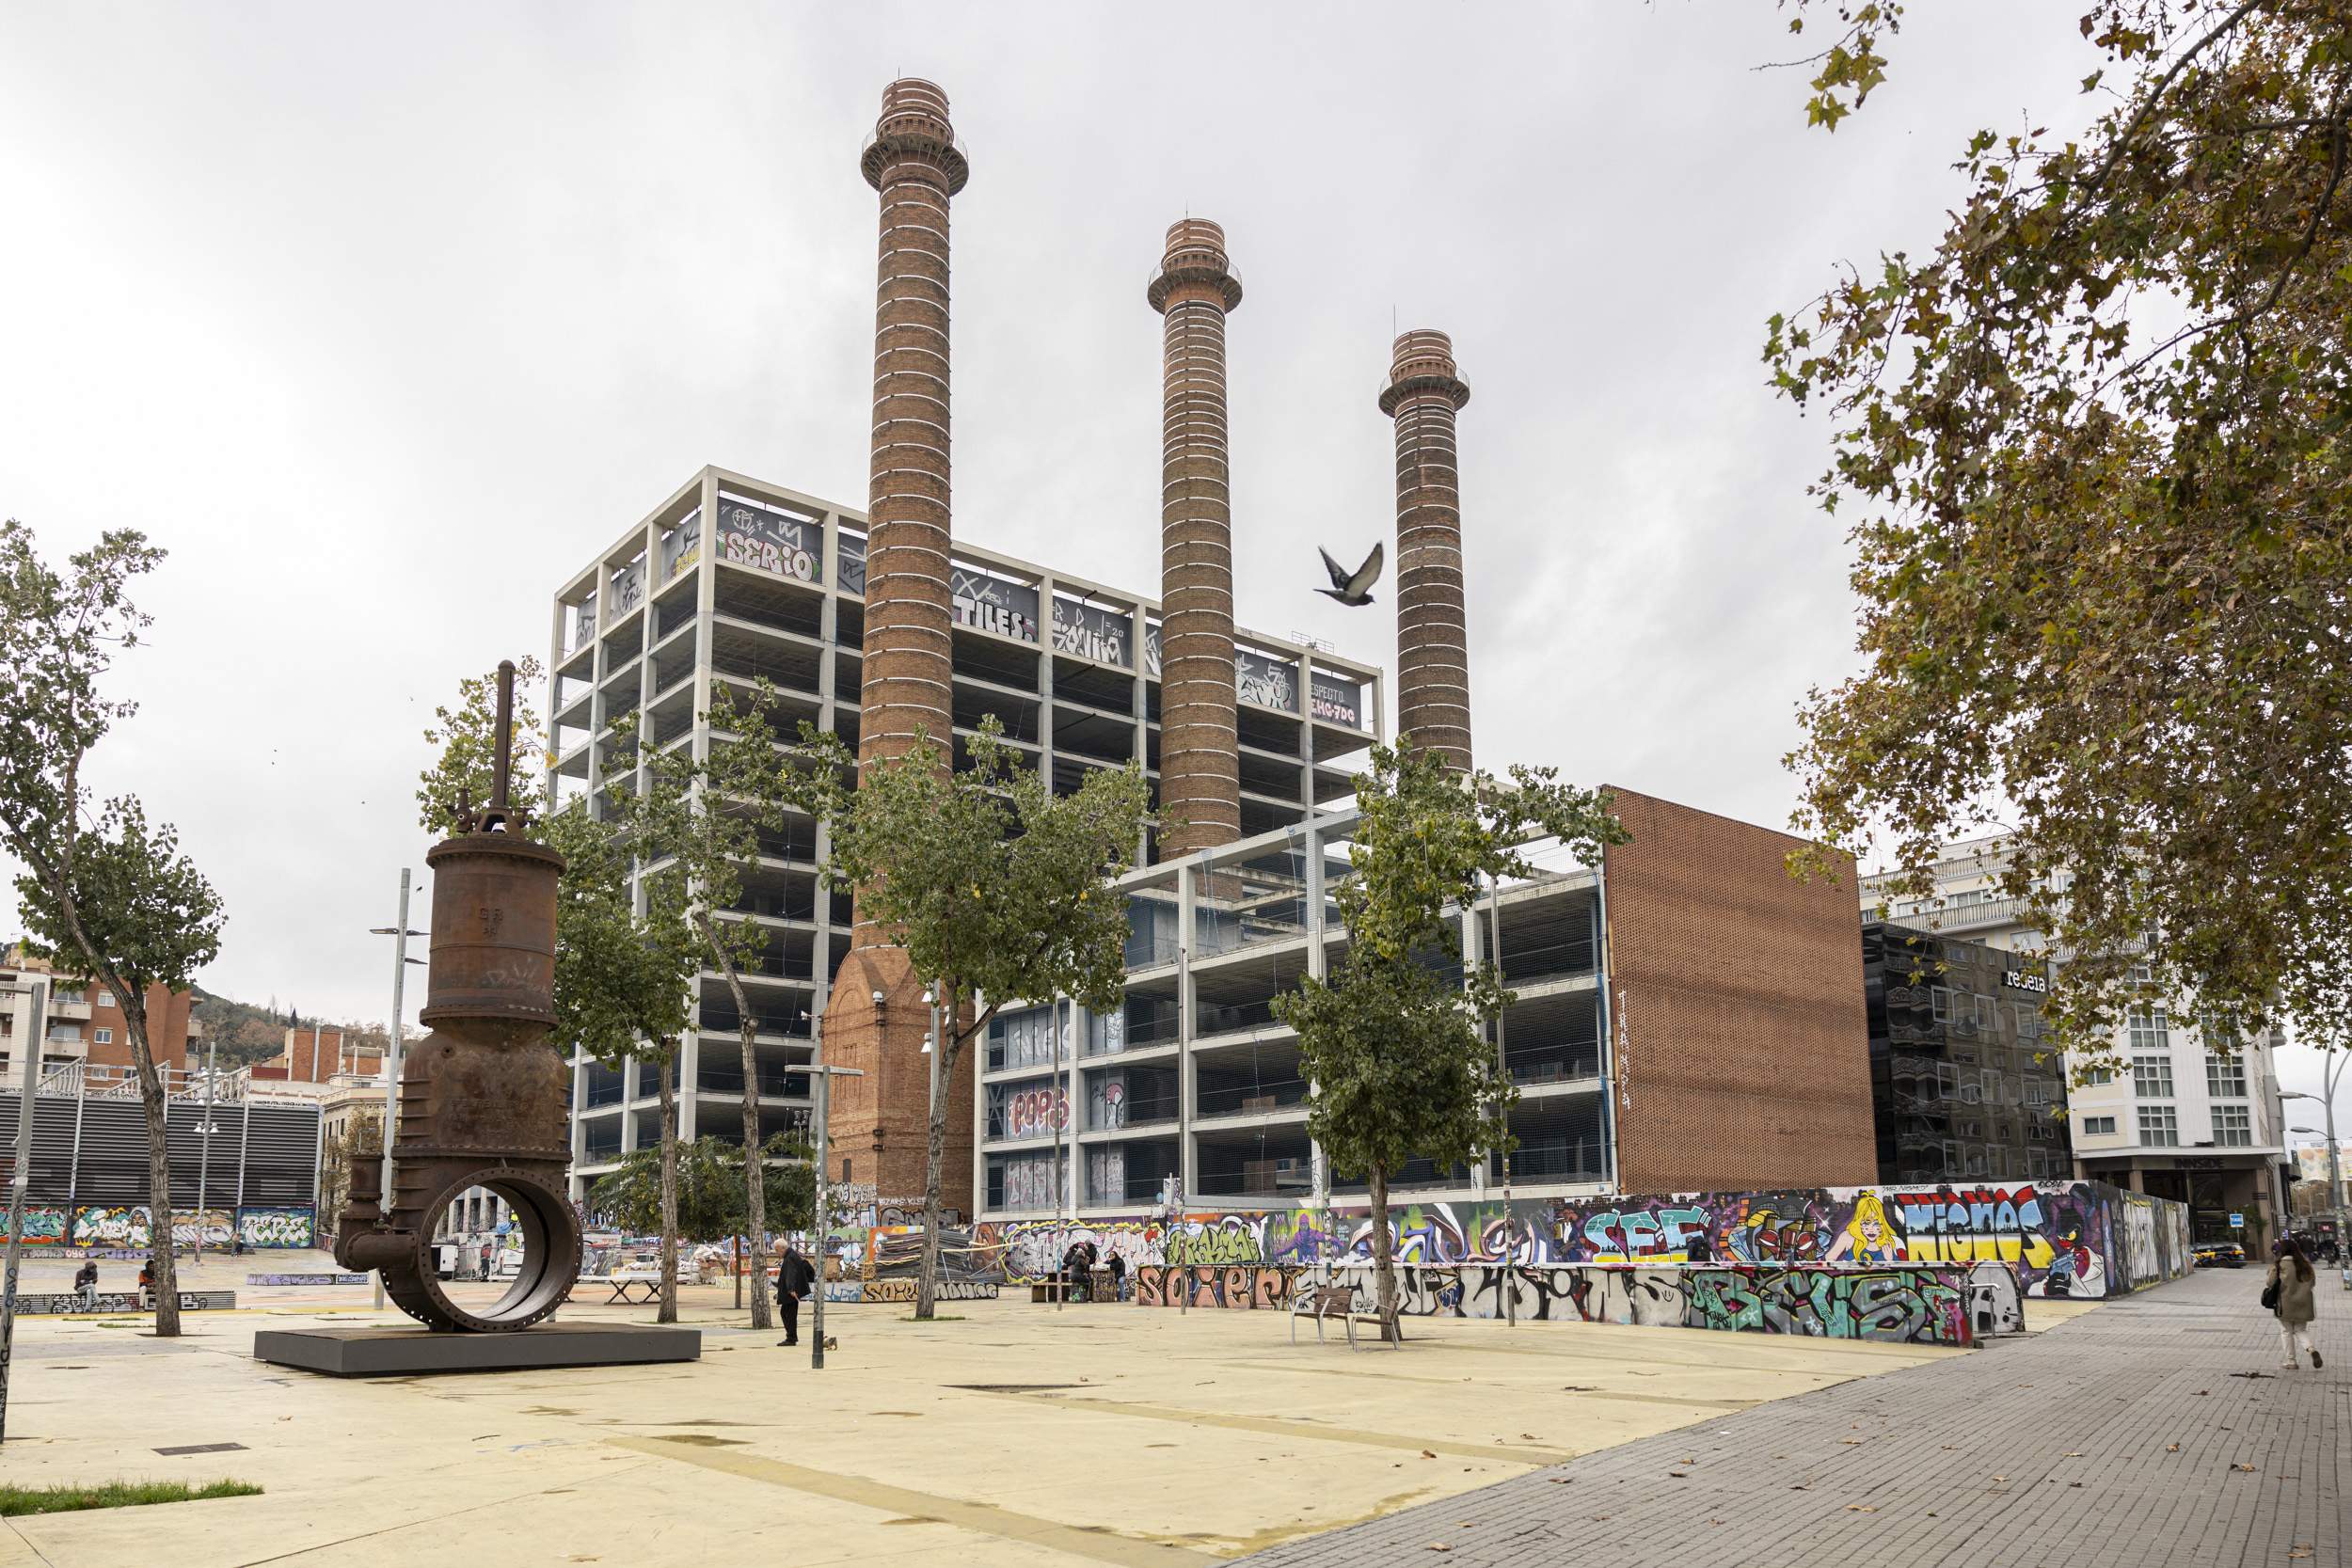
[2267,1237,2321,1370]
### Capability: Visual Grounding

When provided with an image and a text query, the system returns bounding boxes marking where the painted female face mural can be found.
[1827,1191,1906,1265]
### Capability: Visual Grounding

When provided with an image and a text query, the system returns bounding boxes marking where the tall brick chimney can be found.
[825,79,975,1216]
[1149,220,1246,859]
[1378,329,1473,770]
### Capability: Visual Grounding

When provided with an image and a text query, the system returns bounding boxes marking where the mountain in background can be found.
[189,986,389,1070]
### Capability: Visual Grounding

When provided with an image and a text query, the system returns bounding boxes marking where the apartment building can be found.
[0,944,199,1082]
[1859,835,2290,1238]
[549,467,1383,1202]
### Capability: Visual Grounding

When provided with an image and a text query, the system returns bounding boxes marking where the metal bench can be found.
[1289,1282,1402,1350]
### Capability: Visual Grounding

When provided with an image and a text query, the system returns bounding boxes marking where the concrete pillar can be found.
[1149,219,1244,857]
[1379,330,1473,769]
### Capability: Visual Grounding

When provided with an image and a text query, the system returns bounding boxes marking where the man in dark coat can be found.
[776,1242,817,1347]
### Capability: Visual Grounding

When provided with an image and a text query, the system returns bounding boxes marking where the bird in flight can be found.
[1316,542,1384,606]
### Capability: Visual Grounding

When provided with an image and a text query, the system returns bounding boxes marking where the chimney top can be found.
[864,77,968,194]
[1149,217,1243,313]
[1379,326,1470,415]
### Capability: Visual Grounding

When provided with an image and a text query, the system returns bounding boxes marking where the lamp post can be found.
[1,978,51,1444]
[805,996,868,1371]
[369,869,427,1311]
[2285,1063,2346,1263]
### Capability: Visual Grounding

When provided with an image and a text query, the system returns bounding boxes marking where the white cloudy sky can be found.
[0,4,2333,1114]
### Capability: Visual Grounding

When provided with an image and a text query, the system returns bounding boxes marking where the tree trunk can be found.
[122,990,182,1338]
[914,986,961,1322]
[1369,1161,1399,1345]
[705,919,772,1331]
[656,1045,679,1325]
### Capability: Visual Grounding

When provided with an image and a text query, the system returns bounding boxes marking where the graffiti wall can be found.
[1133,1264,1297,1309]
[246,1273,369,1286]
[238,1207,317,1249]
[824,1278,998,1305]
[1322,1262,1976,1346]
[982,1181,2185,1304]
[0,1204,69,1243]
[15,1291,238,1315]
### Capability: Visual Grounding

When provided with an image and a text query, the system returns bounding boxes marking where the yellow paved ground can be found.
[0,1279,1996,1568]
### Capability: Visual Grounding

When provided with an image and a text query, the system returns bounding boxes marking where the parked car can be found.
[2193,1240,2247,1269]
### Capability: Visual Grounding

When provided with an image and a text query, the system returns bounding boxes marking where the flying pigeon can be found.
[1316,542,1384,606]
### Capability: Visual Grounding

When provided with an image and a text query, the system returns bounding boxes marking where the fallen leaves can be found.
[1420,1449,1437,1459]
[1425,1545,1452,1555]
[1845,1504,1879,1513]
[2168,1443,2182,1452]
[2231,1463,2258,1473]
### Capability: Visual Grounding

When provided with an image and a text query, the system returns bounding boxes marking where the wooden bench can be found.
[1289,1283,1402,1350]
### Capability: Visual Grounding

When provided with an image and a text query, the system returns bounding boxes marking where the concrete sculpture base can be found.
[254,1322,700,1377]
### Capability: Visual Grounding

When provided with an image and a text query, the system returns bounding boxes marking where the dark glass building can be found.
[1862,923,2073,1183]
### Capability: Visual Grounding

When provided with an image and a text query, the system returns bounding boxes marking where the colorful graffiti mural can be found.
[974,1181,2185,1306]
[1133,1264,1297,1309]
[0,1204,69,1243]
[1324,1262,1975,1345]
[15,1291,238,1315]
[238,1207,317,1249]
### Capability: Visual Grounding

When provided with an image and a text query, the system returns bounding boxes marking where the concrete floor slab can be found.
[0,1286,1983,1564]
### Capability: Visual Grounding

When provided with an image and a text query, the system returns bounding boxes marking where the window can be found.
[93,1027,112,1045]
[96,990,114,1007]
[2083,1115,2118,1136]
[2132,1053,2174,1098]
[1931,986,1953,1023]
[2126,1006,2169,1052]
[2214,1104,2253,1147]
[2084,1064,2116,1085]
[2138,1105,2179,1146]
[2206,1053,2247,1099]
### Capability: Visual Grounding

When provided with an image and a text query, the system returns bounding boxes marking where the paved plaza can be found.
[0,1263,2335,1566]
[2,1267,1958,1567]
[1248,1264,2347,1567]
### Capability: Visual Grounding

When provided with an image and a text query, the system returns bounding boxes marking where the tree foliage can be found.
[1769,2,2352,1066]
[612,682,800,1329]
[416,655,545,836]
[592,1133,816,1243]
[1274,740,1624,1340]
[782,718,1152,1317]
[0,520,220,1337]
[544,799,698,1322]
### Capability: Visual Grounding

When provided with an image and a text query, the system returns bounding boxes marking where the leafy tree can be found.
[593,1133,816,1248]
[417,655,545,836]
[782,719,1152,1318]
[615,684,803,1332]
[545,800,699,1323]
[1,522,223,1338]
[1273,740,1622,1342]
[1768,2,2352,1069]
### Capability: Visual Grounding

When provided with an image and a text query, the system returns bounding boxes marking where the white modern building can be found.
[1861,834,2292,1238]
[548,466,1384,1201]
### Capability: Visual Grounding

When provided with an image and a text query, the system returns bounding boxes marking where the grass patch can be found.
[0,1480,262,1518]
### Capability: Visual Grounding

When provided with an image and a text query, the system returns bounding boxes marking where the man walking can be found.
[776,1241,816,1347]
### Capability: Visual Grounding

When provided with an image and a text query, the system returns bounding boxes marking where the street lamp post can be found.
[370,869,427,1313]
[193,1033,219,1258]
[806,997,863,1371]
[2286,1059,2348,1279]
[1,978,51,1445]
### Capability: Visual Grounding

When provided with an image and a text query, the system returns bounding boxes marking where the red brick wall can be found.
[821,946,977,1218]
[1601,787,1877,1194]
[85,984,196,1073]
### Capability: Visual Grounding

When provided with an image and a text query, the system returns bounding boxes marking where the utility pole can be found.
[2,978,51,1444]
[194,1032,219,1258]
[370,869,425,1312]
[1489,872,1514,1327]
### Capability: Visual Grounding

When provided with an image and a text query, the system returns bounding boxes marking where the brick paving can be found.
[1246,1265,2349,1567]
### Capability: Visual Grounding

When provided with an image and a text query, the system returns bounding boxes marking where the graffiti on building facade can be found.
[238,1207,317,1248]
[0,1205,68,1243]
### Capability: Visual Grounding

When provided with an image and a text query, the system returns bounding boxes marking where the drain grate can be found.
[154,1442,248,1456]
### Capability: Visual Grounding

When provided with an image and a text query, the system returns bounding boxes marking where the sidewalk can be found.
[1244,1264,2348,1568]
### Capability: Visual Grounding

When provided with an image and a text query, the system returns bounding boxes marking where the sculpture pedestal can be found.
[253,1322,700,1377]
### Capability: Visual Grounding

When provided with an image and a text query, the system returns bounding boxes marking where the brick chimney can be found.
[1149,219,1246,856]
[826,79,976,1217]
[1378,329,1472,770]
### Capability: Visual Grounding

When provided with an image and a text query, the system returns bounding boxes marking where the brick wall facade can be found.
[1601,786,1877,1194]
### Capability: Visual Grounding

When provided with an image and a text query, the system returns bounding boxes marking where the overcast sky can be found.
[1,5,2332,1114]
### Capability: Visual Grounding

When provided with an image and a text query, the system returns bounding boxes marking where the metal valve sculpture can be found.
[334,660,580,1330]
